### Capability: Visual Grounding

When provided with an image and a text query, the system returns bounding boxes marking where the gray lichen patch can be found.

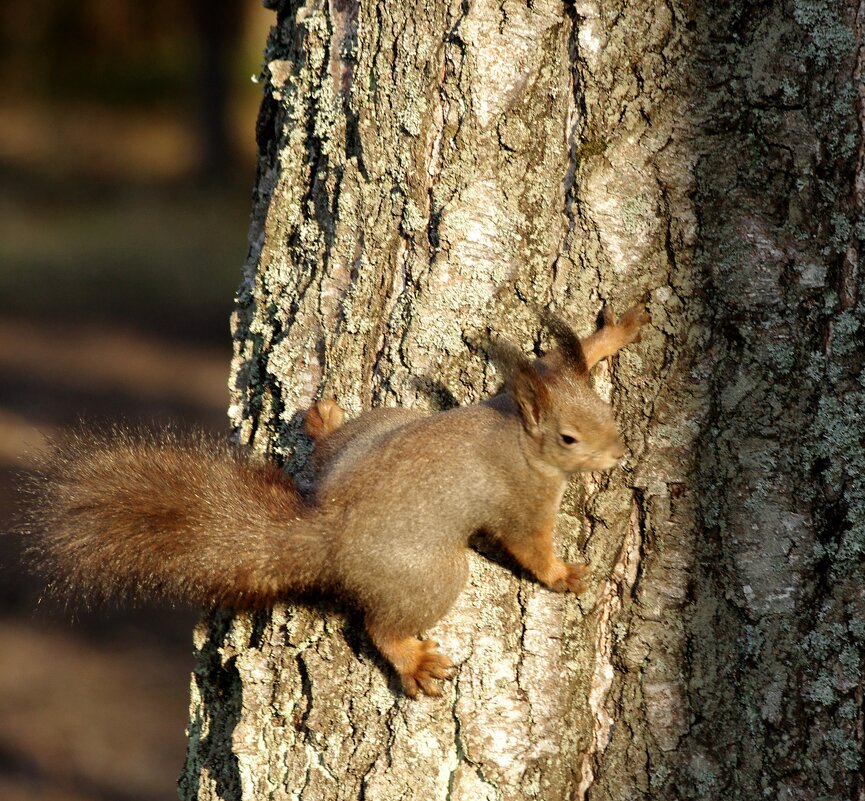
[182,0,865,799]
[192,0,648,798]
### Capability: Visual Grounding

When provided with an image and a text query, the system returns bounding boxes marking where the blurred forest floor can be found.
[0,102,258,801]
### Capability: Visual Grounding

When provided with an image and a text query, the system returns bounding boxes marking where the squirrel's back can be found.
[309,401,546,633]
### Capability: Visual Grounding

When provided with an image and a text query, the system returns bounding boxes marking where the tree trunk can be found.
[179,1,865,799]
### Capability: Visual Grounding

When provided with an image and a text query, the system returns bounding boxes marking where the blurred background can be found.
[0,3,273,799]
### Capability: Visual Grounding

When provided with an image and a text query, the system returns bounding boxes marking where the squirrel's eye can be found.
[560,433,578,446]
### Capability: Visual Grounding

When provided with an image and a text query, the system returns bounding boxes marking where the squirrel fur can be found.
[24,302,649,697]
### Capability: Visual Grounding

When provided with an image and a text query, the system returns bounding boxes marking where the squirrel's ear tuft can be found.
[489,339,550,431]
[541,311,588,377]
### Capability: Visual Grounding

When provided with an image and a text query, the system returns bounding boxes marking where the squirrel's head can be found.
[493,312,626,474]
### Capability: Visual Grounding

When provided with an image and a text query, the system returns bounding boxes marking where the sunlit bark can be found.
[180,2,865,799]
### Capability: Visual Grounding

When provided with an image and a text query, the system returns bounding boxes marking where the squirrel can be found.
[23,302,649,697]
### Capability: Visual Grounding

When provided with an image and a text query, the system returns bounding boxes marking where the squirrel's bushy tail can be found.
[22,428,330,608]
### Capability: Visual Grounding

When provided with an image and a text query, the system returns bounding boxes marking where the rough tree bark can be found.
[179,1,865,799]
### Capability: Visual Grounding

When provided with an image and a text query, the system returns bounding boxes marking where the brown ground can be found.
[0,178,248,801]
[0,7,273,796]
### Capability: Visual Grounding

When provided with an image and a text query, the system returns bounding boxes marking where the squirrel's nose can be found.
[610,440,626,461]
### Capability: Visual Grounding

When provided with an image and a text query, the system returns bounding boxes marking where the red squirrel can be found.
[24,302,649,697]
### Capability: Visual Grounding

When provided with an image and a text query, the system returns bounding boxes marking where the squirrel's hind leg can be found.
[366,623,454,698]
[305,399,346,442]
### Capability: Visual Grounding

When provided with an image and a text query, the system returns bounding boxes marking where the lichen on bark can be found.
[182,1,865,799]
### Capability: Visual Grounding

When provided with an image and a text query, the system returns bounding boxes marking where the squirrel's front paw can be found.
[600,301,650,344]
[547,560,590,594]
[616,302,651,343]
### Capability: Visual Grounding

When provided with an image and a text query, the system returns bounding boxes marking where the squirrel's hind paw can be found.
[400,640,454,698]
[369,629,454,698]
[549,561,591,594]
[305,399,345,441]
